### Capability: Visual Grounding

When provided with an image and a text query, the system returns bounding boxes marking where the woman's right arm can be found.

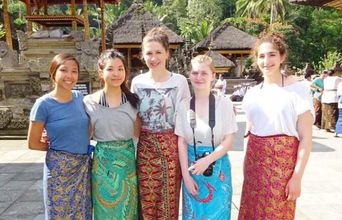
[27,121,48,151]
[178,136,198,195]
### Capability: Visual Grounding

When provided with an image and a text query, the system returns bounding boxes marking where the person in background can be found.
[238,32,313,220]
[130,27,190,219]
[303,71,313,92]
[84,49,140,219]
[335,81,342,137]
[321,70,342,132]
[175,55,237,219]
[213,74,227,96]
[27,54,92,220]
[310,70,328,128]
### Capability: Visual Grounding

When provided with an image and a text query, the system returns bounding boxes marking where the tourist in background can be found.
[27,54,92,219]
[238,32,313,220]
[130,27,190,219]
[335,81,342,137]
[175,55,237,219]
[321,70,342,132]
[311,70,328,128]
[213,74,227,96]
[84,49,140,219]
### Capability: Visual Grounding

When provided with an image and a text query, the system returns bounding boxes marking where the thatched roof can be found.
[290,0,342,12]
[106,0,183,46]
[195,23,256,50]
[206,50,235,68]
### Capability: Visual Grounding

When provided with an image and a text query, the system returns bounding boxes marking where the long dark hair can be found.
[98,49,139,109]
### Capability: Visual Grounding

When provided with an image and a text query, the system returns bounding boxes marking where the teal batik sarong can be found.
[182,145,232,220]
[92,139,138,220]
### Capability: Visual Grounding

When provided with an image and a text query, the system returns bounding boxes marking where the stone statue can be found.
[0,41,19,70]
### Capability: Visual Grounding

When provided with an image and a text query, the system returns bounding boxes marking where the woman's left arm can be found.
[286,111,313,201]
[189,133,234,175]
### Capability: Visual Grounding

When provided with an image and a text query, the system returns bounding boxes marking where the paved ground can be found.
[0,102,341,220]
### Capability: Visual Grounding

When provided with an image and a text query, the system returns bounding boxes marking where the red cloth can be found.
[137,130,181,220]
[239,133,299,220]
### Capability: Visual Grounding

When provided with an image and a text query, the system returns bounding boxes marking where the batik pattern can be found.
[45,149,91,220]
[137,130,181,220]
[238,134,299,220]
[183,145,232,220]
[136,87,177,131]
[92,139,137,220]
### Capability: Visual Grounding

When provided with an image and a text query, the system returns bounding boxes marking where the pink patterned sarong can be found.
[238,133,299,220]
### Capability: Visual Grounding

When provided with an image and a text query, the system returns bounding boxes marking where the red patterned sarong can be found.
[238,133,299,220]
[137,129,181,220]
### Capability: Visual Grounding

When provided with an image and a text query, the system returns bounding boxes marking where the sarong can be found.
[137,130,181,220]
[322,103,338,130]
[44,149,91,220]
[182,145,232,220]
[336,108,342,134]
[92,139,137,220]
[238,133,299,220]
[313,98,322,128]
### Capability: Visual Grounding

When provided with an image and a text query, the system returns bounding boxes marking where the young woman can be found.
[130,27,190,219]
[27,54,91,219]
[83,49,140,219]
[175,55,237,219]
[238,33,314,220]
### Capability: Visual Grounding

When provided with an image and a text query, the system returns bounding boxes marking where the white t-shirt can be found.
[175,96,238,146]
[131,72,190,131]
[321,76,342,103]
[242,81,314,139]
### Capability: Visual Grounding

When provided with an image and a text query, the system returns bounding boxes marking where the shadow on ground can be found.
[0,163,44,220]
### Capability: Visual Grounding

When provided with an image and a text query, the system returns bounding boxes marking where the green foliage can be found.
[178,19,214,44]
[236,0,290,24]
[187,0,222,27]
[314,51,342,71]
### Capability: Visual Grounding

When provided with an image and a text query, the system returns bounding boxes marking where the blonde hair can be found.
[191,55,215,73]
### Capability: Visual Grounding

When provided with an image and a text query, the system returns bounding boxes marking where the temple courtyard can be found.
[0,102,341,220]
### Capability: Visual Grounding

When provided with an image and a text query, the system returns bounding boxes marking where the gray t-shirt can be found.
[84,91,138,142]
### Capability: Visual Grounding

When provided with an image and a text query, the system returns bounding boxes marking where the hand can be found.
[40,129,49,145]
[183,174,198,196]
[285,175,301,201]
[188,157,211,175]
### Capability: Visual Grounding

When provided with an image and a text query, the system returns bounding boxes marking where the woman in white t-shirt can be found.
[238,33,314,220]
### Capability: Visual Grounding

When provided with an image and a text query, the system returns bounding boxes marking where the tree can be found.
[236,0,290,24]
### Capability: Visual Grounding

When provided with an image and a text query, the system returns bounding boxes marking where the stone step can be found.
[21,48,78,58]
[27,39,76,49]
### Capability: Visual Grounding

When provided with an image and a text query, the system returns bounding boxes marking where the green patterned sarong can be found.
[92,139,137,220]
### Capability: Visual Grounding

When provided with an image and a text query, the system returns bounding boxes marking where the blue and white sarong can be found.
[44,149,92,220]
[182,145,232,220]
